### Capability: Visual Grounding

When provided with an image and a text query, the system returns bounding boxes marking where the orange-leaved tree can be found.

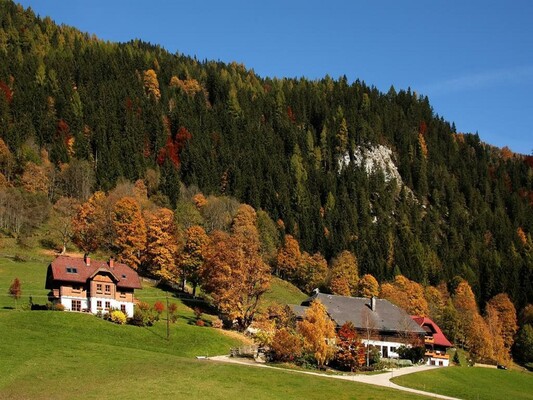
[112,197,146,270]
[276,234,301,279]
[8,277,21,310]
[486,293,518,356]
[297,300,336,367]
[144,207,178,281]
[201,205,270,330]
[72,191,108,253]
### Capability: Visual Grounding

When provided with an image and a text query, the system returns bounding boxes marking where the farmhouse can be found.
[411,316,452,366]
[45,255,142,317]
[293,291,425,359]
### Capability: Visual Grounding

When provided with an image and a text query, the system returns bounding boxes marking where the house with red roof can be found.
[45,255,142,317]
[411,316,453,366]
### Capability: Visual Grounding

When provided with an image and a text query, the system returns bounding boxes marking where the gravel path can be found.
[207,355,461,400]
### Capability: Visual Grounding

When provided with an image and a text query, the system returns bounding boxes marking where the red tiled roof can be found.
[46,255,142,289]
[411,316,453,347]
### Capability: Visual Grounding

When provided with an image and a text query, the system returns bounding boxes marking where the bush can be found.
[453,350,460,365]
[168,302,179,323]
[129,306,157,327]
[196,319,205,327]
[110,310,126,325]
[270,328,303,362]
[212,317,223,329]
[154,300,165,314]
[397,345,425,364]
[54,303,65,311]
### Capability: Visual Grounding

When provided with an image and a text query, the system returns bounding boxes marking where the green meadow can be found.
[393,364,533,400]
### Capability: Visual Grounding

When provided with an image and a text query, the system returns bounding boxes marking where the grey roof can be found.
[295,292,425,335]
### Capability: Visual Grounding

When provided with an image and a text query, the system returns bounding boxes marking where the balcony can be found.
[425,336,435,344]
[425,351,449,359]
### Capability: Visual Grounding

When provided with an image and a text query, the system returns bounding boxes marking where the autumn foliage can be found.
[144,208,178,281]
[201,205,270,330]
[112,197,146,270]
[297,300,336,367]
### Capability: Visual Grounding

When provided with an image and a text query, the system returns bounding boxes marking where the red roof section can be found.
[47,255,142,289]
[411,316,453,347]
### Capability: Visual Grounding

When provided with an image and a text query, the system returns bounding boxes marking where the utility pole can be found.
[166,292,170,340]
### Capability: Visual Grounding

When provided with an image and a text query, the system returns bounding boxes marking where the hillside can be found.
[0,0,532,313]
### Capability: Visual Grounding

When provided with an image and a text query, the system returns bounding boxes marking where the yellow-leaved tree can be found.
[112,197,146,270]
[144,208,178,281]
[328,250,359,296]
[298,300,336,367]
[178,225,209,296]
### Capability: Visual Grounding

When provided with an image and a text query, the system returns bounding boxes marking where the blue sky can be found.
[17,0,533,154]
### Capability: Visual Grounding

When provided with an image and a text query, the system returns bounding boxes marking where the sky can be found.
[17,0,533,154]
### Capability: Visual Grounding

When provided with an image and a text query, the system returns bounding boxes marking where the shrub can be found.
[168,302,179,323]
[110,310,127,325]
[196,319,205,327]
[453,350,460,365]
[271,328,303,362]
[154,300,165,314]
[54,303,65,311]
[129,306,157,327]
[193,307,203,320]
[212,317,223,329]
[397,345,425,364]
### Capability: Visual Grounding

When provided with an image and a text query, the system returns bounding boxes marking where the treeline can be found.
[0,1,532,311]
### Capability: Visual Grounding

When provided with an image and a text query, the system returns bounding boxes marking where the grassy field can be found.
[0,245,433,399]
[261,276,308,308]
[393,365,533,400]
[0,311,434,400]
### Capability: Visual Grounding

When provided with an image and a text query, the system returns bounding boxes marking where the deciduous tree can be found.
[112,197,146,270]
[8,277,21,309]
[335,322,362,371]
[276,234,301,279]
[144,208,178,281]
[201,205,270,330]
[357,274,379,298]
[178,225,208,296]
[328,250,358,296]
[297,300,336,367]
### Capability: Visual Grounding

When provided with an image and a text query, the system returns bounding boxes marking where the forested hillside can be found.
[0,1,532,313]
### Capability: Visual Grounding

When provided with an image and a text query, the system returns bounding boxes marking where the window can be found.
[105,284,111,294]
[119,291,126,299]
[120,304,126,313]
[66,267,78,274]
[121,274,127,279]
[390,347,397,353]
[72,285,81,293]
[105,301,111,310]
[71,300,81,312]
[96,284,102,294]
[96,300,102,310]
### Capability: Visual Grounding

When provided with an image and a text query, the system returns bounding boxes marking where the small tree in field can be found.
[8,278,21,309]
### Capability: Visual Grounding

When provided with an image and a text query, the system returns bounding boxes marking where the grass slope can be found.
[261,276,308,308]
[0,311,430,400]
[392,366,533,400]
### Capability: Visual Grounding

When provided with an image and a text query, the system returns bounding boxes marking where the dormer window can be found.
[66,267,78,274]
[121,274,127,279]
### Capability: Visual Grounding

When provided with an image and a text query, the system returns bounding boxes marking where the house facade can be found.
[411,316,452,366]
[293,292,426,359]
[46,255,142,317]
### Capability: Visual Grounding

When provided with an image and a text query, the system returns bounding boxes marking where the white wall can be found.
[361,339,404,358]
[60,295,135,317]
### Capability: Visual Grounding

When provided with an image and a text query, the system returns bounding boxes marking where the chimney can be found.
[109,257,114,268]
[84,253,90,267]
[370,296,376,311]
